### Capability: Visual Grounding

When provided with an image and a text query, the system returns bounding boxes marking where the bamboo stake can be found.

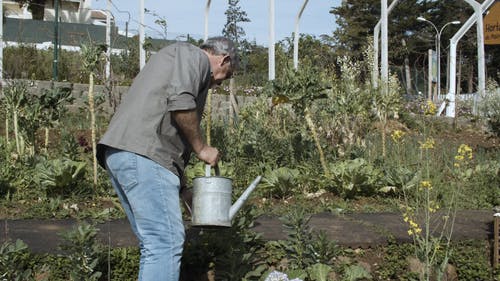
[44,127,49,152]
[5,117,9,144]
[206,89,212,146]
[13,110,20,154]
[382,115,387,157]
[88,73,98,187]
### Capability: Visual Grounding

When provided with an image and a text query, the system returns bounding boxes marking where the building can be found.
[2,0,168,52]
[3,0,99,24]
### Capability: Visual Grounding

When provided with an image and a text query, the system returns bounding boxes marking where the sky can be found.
[91,0,341,46]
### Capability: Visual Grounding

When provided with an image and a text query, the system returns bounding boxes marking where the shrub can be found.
[0,239,35,280]
[478,80,500,136]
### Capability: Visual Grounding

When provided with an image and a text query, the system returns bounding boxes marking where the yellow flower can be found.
[428,201,440,213]
[423,100,437,115]
[409,220,419,228]
[419,138,435,150]
[420,181,432,190]
[391,130,405,143]
[407,227,422,236]
[457,144,473,159]
[454,144,473,168]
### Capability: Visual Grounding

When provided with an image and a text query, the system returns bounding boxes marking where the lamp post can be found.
[417,17,460,98]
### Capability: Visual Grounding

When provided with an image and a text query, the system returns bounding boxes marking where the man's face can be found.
[211,55,233,87]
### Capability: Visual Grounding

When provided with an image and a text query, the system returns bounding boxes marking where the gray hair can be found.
[201,36,239,69]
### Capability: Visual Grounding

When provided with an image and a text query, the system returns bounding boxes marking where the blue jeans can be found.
[104,147,184,281]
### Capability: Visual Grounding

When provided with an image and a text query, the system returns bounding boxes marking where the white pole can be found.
[464,0,486,115]
[372,0,399,88]
[447,41,458,117]
[0,0,3,85]
[373,26,380,87]
[381,0,388,89]
[204,0,211,41]
[269,0,275,80]
[446,0,494,117]
[139,0,145,69]
[293,0,309,70]
[105,0,111,80]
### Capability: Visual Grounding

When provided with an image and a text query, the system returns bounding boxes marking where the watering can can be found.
[191,165,262,227]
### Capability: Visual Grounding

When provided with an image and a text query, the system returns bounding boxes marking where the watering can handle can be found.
[205,164,221,177]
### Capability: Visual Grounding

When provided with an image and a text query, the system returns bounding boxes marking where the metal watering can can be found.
[191,165,262,227]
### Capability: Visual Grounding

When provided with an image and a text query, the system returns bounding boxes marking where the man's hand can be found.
[197,145,220,166]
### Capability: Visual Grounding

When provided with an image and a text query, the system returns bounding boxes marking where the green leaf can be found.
[307,263,332,281]
[343,264,372,281]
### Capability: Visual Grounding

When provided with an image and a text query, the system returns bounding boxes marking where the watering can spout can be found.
[229,175,262,220]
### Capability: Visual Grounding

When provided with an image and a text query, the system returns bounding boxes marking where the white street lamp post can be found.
[417,17,460,99]
[139,0,145,69]
[293,0,309,70]
[204,0,211,42]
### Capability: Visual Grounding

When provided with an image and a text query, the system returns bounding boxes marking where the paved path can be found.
[0,210,494,253]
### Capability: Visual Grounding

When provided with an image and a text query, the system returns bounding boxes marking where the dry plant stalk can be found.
[305,107,329,177]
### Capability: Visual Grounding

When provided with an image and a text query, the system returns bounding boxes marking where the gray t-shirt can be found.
[96,42,212,178]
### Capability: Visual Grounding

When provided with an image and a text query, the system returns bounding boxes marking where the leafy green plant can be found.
[271,62,330,176]
[372,74,402,157]
[261,167,300,199]
[342,264,372,281]
[59,222,102,281]
[449,240,495,281]
[0,239,34,281]
[2,80,29,155]
[184,160,235,186]
[38,86,74,150]
[478,79,500,136]
[320,56,373,158]
[328,158,384,199]
[107,247,140,281]
[182,206,264,281]
[277,207,340,272]
[34,157,87,196]
[307,263,333,281]
[81,43,107,188]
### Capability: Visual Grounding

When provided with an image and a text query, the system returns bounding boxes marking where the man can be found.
[96,37,237,281]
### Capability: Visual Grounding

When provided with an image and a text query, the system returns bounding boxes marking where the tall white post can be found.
[105,0,111,80]
[447,41,458,117]
[381,0,389,89]
[268,0,275,80]
[446,0,494,117]
[464,0,486,114]
[204,0,211,41]
[372,0,399,88]
[293,0,309,70]
[0,0,3,85]
[139,0,145,69]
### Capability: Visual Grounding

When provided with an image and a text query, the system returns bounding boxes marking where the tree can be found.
[329,0,497,93]
[222,0,250,45]
[330,0,380,61]
[221,0,251,129]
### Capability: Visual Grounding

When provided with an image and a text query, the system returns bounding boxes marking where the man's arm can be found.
[171,110,219,166]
